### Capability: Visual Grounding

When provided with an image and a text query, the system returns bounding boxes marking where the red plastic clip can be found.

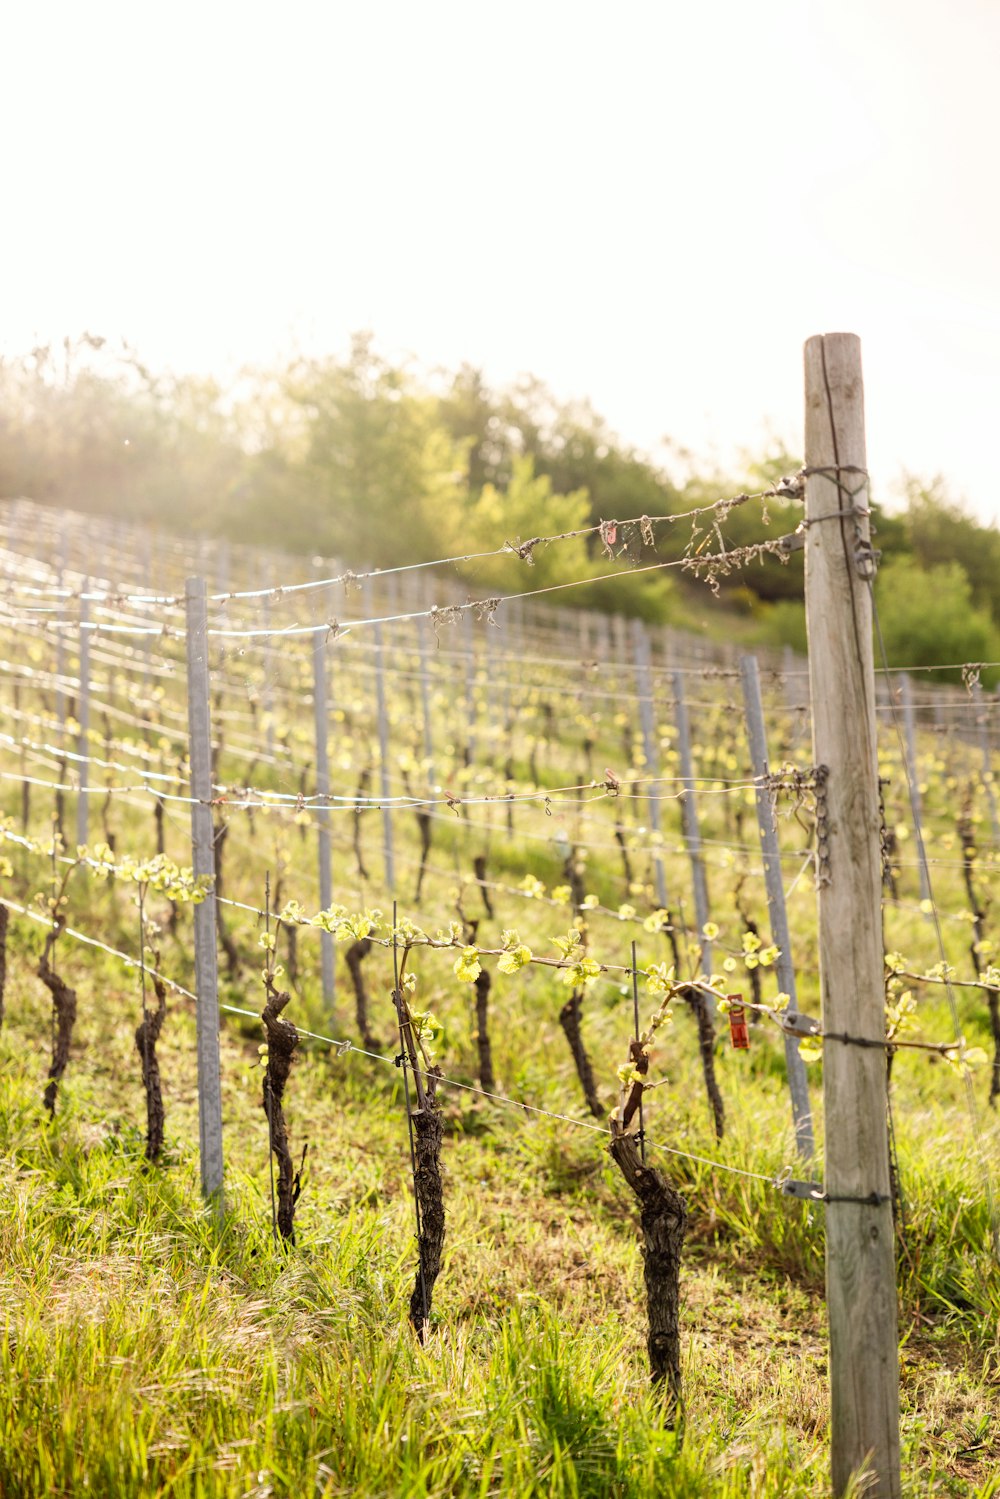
[728,997,750,1050]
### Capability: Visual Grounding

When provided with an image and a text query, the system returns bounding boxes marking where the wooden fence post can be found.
[803,333,900,1498]
[312,629,336,1009]
[184,576,225,1212]
[739,653,814,1159]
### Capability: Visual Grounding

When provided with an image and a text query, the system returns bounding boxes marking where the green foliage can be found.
[671,444,806,604]
[435,367,685,531]
[751,598,808,653]
[754,573,1000,679]
[0,335,250,532]
[435,454,674,620]
[893,478,1000,629]
[873,557,1000,686]
[270,334,469,565]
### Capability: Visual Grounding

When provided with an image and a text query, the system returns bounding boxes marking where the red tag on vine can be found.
[728,998,750,1050]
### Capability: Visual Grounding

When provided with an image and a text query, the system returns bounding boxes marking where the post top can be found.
[805,331,861,350]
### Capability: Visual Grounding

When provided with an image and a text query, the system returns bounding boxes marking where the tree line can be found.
[1,332,997,680]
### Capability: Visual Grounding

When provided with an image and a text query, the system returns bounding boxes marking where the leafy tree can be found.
[271,334,468,566]
[435,365,515,494]
[437,455,672,621]
[895,479,1000,628]
[0,336,249,532]
[753,598,808,654]
[498,380,682,533]
[641,443,807,613]
[872,556,999,687]
[436,372,685,534]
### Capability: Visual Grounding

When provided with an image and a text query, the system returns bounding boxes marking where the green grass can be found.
[2,967,999,1497]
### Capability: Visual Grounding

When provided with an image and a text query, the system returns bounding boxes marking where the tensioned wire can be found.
[0,526,803,640]
[5,745,994,879]
[0,484,791,608]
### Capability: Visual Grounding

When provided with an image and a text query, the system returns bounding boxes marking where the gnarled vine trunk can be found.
[408,1068,445,1341]
[608,1123,688,1412]
[682,985,725,1141]
[413,810,433,902]
[134,966,168,1161]
[559,989,604,1119]
[345,937,379,1050]
[472,855,494,920]
[261,980,302,1244]
[39,923,77,1117]
[474,965,495,1093]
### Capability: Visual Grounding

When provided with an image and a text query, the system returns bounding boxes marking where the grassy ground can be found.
[1,897,998,1497]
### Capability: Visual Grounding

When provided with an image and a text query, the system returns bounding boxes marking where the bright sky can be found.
[2,0,998,523]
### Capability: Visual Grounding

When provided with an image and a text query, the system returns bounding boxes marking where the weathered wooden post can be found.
[803,333,900,1498]
[185,577,225,1212]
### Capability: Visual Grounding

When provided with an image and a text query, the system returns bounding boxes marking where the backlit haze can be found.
[2,0,997,521]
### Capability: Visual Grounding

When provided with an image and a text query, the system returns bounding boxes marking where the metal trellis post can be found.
[313,629,336,1009]
[184,576,225,1212]
[75,587,91,849]
[739,653,814,1159]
